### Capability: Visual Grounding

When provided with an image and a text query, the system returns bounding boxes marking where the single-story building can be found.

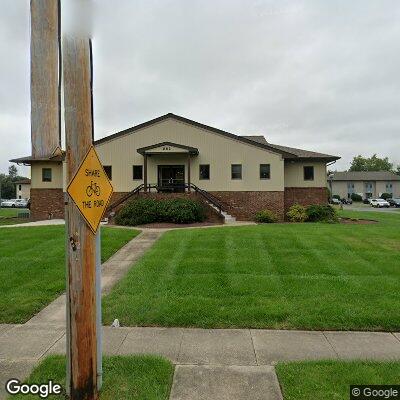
[14,179,31,200]
[11,113,340,221]
[329,171,400,199]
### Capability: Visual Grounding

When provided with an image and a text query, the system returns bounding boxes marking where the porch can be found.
[137,142,199,193]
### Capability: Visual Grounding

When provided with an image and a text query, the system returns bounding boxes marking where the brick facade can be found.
[210,191,285,221]
[28,188,328,222]
[30,188,64,220]
[284,187,328,213]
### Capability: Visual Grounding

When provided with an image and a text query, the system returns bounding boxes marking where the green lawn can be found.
[103,210,400,330]
[10,355,173,400]
[0,208,30,225]
[276,360,400,400]
[0,208,26,217]
[0,226,139,323]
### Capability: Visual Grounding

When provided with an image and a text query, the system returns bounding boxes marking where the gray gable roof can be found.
[331,171,400,181]
[243,135,339,161]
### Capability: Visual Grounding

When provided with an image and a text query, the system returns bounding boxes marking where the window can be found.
[103,166,112,180]
[231,164,242,180]
[133,165,143,180]
[260,164,270,179]
[199,164,210,180]
[42,168,52,182]
[18,185,22,191]
[365,182,373,198]
[347,182,355,198]
[303,166,314,181]
[19,195,21,199]
[386,183,393,194]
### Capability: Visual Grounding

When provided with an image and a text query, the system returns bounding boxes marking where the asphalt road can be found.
[342,204,400,213]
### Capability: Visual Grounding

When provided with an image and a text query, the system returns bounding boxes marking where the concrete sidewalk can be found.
[0,218,65,228]
[2,325,400,399]
[25,229,163,326]
[2,325,399,365]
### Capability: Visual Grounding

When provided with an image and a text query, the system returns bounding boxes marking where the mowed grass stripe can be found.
[276,360,400,400]
[0,226,139,323]
[102,211,400,330]
[11,355,173,400]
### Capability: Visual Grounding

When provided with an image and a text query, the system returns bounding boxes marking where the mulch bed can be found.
[339,217,378,224]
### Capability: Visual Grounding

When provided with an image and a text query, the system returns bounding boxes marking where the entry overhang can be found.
[137,142,199,156]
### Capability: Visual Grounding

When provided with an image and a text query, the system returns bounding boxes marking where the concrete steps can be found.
[205,201,236,224]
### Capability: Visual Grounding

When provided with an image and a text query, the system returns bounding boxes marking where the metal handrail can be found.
[186,183,223,214]
[107,183,144,211]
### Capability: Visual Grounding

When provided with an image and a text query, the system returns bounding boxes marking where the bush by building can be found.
[115,197,206,226]
[380,192,392,200]
[306,204,339,223]
[254,209,278,223]
[351,193,363,202]
[286,204,308,222]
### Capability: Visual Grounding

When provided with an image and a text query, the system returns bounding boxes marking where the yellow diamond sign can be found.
[67,146,113,233]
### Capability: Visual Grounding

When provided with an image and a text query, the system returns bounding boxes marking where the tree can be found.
[349,154,393,172]
[0,173,15,199]
[396,165,400,176]
[0,164,28,199]
[8,165,18,179]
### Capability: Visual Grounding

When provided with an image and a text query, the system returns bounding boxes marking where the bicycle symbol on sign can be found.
[86,181,101,197]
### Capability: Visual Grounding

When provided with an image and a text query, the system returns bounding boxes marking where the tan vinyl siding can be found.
[330,181,346,198]
[376,181,400,197]
[331,181,400,198]
[31,162,63,189]
[95,118,285,192]
[330,181,364,198]
[284,161,327,188]
[16,184,31,199]
[393,182,400,197]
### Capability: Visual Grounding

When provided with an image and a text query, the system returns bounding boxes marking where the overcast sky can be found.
[1,0,400,176]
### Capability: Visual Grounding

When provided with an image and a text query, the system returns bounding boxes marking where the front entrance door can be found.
[158,165,185,192]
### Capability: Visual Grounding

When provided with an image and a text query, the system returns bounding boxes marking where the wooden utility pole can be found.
[30,0,61,157]
[63,36,98,399]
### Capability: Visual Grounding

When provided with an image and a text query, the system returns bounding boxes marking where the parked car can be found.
[0,199,17,208]
[330,198,341,205]
[370,198,390,208]
[387,198,400,207]
[341,198,353,205]
[15,199,29,208]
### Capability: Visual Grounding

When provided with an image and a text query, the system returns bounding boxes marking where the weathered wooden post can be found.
[63,36,99,399]
[30,0,61,157]
[31,2,109,397]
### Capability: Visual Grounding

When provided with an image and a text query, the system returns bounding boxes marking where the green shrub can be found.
[162,198,206,224]
[381,192,393,200]
[351,193,363,202]
[115,197,206,226]
[286,204,308,222]
[115,198,159,226]
[254,209,278,223]
[306,204,338,223]
[332,194,341,200]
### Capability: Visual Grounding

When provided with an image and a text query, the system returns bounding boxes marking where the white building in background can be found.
[14,179,31,199]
